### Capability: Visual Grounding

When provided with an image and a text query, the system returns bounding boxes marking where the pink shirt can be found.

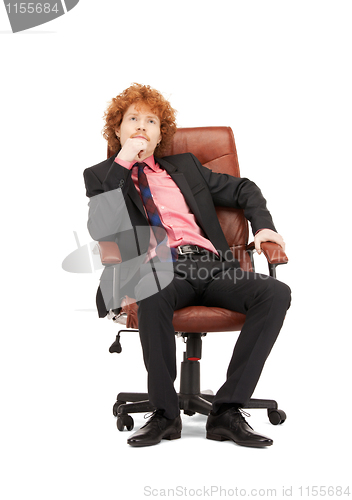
[115,155,218,260]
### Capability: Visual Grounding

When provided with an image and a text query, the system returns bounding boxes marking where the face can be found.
[116,103,162,159]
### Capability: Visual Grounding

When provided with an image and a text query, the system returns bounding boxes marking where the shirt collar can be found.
[142,155,159,172]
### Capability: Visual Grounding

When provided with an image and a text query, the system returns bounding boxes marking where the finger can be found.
[254,237,262,255]
[129,138,147,150]
[276,235,285,251]
[137,148,148,160]
[131,137,147,146]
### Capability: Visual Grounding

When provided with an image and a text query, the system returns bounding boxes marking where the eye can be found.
[149,119,155,124]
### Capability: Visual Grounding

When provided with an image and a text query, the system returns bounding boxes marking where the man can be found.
[84,83,291,448]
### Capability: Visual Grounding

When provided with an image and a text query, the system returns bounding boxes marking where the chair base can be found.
[112,332,287,430]
[113,392,286,430]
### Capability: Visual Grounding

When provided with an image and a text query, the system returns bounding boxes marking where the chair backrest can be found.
[163,127,251,271]
[162,126,240,176]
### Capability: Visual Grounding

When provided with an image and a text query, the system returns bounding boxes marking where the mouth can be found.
[132,134,149,141]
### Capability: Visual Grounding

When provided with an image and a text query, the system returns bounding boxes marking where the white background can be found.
[1,1,351,499]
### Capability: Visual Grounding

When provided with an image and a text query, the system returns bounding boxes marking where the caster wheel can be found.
[116,414,134,431]
[113,400,126,417]
[268,409,286,425]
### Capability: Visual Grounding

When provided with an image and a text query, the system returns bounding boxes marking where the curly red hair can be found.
[102,83,177,157]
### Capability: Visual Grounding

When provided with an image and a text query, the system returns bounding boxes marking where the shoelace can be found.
[238,408,251,418]
[141,409,166,429]
[235,408,253,430]
[144,409,164,420]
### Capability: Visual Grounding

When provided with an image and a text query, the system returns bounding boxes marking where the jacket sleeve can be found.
[190,154,277,235]
[83,161,133,241]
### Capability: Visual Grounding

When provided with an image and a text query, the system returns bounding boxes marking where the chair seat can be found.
[120,298,246,332]
[172,306,245,332]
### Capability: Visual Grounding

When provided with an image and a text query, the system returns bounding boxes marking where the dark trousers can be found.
[136,254,291,419]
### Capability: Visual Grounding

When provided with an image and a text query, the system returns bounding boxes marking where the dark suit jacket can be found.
[83,152,276,317]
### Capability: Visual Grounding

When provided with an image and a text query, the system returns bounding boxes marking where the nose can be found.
[137,121,146,131]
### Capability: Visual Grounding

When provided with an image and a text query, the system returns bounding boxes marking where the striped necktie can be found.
[135,162,177,262]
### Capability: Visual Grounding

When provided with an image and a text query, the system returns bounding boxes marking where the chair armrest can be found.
[120,296,139,329]
[95,241,122,265]
[247,241,288,265]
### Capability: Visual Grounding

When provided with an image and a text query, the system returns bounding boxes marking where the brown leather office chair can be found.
[98,127,289,431]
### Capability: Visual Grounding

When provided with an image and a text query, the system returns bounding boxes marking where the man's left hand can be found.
[254,229,285,255]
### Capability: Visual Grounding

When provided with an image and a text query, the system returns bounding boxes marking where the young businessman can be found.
[84,83,291,448]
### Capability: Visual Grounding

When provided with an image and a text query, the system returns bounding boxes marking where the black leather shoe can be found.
[127,410,182,447]
[206,408,273,447]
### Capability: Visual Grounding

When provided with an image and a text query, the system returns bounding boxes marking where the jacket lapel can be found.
[127,179,144,215]
[124,165,145,216]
